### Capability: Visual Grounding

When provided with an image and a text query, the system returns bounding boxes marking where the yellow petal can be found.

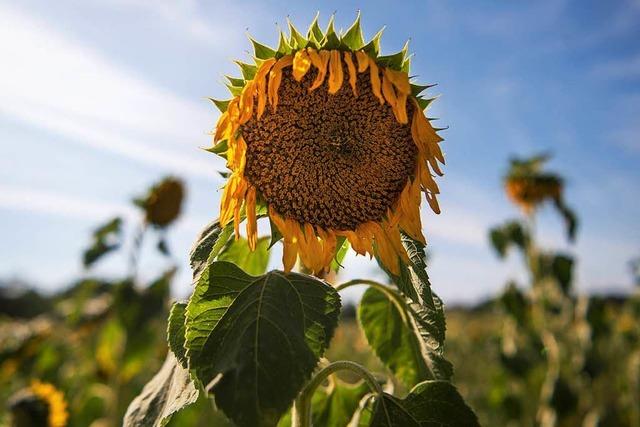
[328,50,344,94]
[395,92,408,124]
[343,51,358,96]
[292,49,312,81]
[214,111,229,143]
[255,58,276,119]
[355,51,369,73]
[219,176,239,226]
[246,186,257,251]
[426,191,441,214]
[381,72,397,110]
[268,55,293,112]
[308,49,330,91]
[368,58,385,105]
[385,68,411,94]
[282,238,298,272]
[238,80,255,124]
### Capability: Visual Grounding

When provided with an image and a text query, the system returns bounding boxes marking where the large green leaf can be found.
[358,287,451,386]
[188,220,233,280]
[167,302,188,368]
[123,352,199,427]
[369,381,479,427]
[218,236,271,276]
[184,261,341,427]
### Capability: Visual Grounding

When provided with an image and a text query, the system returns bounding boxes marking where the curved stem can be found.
[292,361,382,427]
[335,279,409,322]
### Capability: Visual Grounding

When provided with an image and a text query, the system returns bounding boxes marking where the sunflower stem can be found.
[292,360,383,427]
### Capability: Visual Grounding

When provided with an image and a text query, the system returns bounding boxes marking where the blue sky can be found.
[0,0,639,305]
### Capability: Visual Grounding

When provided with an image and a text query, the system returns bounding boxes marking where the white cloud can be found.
[0,3,219,178]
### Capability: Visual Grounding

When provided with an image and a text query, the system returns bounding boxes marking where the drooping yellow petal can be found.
[255,58,276,119]
[426,191,441,214]
[238,81,256,124]
[246,186,257,251]
[343,51,358,96]
[308,49,331,91]
[282,238,299,272]
[317,228,337,268]
[355,51,369,73]
[368,221,399,275]
[385,68,411,95]
[381,72,398,110]
[368,58,385,105]
[328,50,344,94]
[214,111,229,143]
[292,49,312,81]
[220,175,240,226]
[268,55,293,111]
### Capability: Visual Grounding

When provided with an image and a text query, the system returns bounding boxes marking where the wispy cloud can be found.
[590,54,640,80]
[0,3,220,178]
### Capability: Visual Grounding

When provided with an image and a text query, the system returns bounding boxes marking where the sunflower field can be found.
[2,13,639,427]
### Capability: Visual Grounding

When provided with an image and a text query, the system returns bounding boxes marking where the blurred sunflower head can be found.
[504,154,563,213]
[9,381,68,427]
[208,14,445,275]
[134,176,185,228]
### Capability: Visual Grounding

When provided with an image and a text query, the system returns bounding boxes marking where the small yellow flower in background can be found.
[208,14,445,276]
[29,381,69,427]
[9,381,69,427]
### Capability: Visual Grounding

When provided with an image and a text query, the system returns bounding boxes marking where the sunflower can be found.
[503,154,563,213]
[208,14,445,275]
[134,176,185,228]
[9,381,69,427]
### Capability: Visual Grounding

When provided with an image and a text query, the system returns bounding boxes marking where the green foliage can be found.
[369,381,479,427]
[489,220,528,258]
[123,352,199,427]
[184,261,341,426]
[167,302,188,368]
[82,216,123,268]
[358,287,451,386]
[188,219,233,280]
[218,236,270,275]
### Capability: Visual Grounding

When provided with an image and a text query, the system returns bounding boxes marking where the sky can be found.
[0,0,639,305]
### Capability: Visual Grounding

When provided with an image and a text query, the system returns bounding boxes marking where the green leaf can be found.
[184,262,341,427]
[322,15,341,49]
[362,27,384,57]
[341,12,365,50]
[189,220,233,280]
[227,84,243,96]
[167,302,188,368]
[235,61,257,80]
[82,217,123,268]
[489,221,528,258]
[123,352,199,427]
[218,236,271,276]
[553,197,578,242]
[369,381,479,427]
[499,282,529,327]
[287,18,307,49]
[551,254,574,293]
[358,287,451,386]
[250,37,277,60]
[410,83,434,97]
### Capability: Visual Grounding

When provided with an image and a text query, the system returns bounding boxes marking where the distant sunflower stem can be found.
[128,223,147,280]
[292,360,383,427]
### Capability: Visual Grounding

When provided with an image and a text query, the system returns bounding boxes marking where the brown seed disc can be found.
[241,66,417,231]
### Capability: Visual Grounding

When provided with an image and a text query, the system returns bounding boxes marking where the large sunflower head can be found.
[208,14,445,276]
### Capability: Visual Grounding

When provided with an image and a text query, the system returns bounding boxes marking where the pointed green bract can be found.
[277,30,293,55]
[362,27,384,57]
[207,97,230,113]
[323,15,341,49]
[287,18,308,49]
[341,12,365,50]
[250,37,277,60]
[235,61,257,80]
[377,40,409,71]
[306,13,324,48]
[225,75,245,87]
